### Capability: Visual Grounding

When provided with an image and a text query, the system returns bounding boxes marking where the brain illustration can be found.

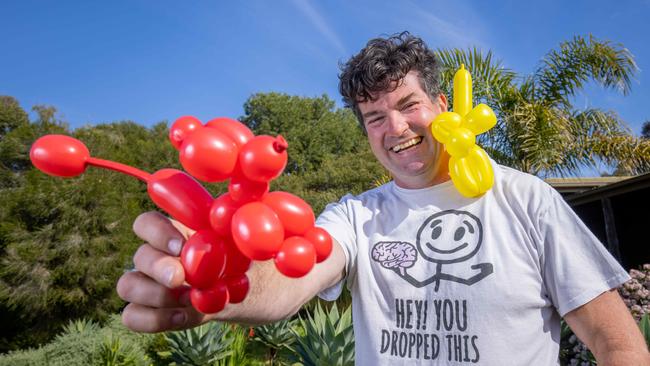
[371,241,417,271]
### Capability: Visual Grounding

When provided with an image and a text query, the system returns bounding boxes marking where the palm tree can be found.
[436,34,650,177]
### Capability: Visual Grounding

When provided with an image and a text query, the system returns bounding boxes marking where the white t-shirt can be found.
[317,163,629,365]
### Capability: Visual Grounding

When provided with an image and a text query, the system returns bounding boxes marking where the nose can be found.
[386,111,409,136]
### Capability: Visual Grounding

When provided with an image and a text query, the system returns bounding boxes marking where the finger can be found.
[133,211,185,256]
[133,244,185,288]
[117,271,191,308]
[121,303,208,333]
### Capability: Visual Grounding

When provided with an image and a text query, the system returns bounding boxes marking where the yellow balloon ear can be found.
[467,146,494,192]
[463,104,497,135]
[448,146,495,198]
[449,156,480,197]
[430,112,462,144]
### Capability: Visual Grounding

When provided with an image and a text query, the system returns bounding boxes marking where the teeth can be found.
[391,137,423,153]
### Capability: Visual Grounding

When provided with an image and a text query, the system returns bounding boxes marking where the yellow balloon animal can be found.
[431,64,497,197]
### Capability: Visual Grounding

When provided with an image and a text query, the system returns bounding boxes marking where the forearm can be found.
[565,290,650,365]
[213,241,346,325]
[590,321,650,365]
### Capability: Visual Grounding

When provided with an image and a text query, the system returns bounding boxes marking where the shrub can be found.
[0,315,155,366]
[290,302,354,366]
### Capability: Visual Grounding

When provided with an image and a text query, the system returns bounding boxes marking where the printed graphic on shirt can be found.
[371,210,493,291]
[379,297,481,362]
[371,210,494,362]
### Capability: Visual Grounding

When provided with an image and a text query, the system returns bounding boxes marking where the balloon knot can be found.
[273,135,288,153]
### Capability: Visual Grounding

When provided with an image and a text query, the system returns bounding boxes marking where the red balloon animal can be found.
[29,116,333,315]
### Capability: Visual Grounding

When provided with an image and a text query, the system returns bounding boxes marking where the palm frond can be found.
[534,34,637,107]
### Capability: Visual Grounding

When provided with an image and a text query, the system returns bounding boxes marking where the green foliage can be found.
[639,314,650,350]
[97,336,150,366]
[291,302,354,366]
[0,116,176,350]
[60,318,101,335]
[254,318,297,351]
[241,93,361,175]
[216,325,250,366]
[253,318,297,364]
[163,322,233,366]
[436,35,650,176]
[241,93,386,214]
[0,96,29,139]
[0,315,155,366]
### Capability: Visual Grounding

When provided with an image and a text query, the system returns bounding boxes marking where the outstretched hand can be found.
[116,211,216,332]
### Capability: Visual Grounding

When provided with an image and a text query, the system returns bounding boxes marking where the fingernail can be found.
[171,311,186,327]
[164,266,176,287]
[168,238,182,256]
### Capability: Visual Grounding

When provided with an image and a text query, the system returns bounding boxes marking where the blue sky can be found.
[2,0,649,141]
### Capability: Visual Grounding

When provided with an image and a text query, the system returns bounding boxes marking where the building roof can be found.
[545,173,650,205]
[545,176,634,196]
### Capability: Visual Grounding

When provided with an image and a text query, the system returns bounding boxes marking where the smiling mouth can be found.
[390,137,423,153]
[426,242,468,254]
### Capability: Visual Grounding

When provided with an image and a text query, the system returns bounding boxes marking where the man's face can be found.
[357,72,449,189]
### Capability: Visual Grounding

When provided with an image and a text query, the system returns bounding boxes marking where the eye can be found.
[431,227,442,240]
[402,102,418,112]
[366,116,384,126]
[429,219,442,240]
[454,227,465,241]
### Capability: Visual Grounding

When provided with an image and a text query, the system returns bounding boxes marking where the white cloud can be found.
[289,0,347,55]
[398,0,489,49]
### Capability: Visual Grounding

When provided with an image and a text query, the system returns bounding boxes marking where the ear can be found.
[437,94,448,112]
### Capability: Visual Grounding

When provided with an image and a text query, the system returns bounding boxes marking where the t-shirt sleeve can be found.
[537,186,630,316]
[314,194,358,301]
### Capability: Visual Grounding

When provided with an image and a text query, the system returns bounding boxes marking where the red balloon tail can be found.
[86,157,152,182]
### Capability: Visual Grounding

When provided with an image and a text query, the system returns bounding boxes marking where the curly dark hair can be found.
[338,32,442,130]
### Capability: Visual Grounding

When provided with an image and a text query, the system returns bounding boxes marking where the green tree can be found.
[240,93,386,213]
[642,121,650,139]
[0,113,177,350]
[436,35,650,176]
[0,96,29,138]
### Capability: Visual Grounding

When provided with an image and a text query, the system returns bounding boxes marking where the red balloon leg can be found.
[228,175,269,204]
[224,273,249,304]
[262,191,315,237]
[304,226,333,263]
[190,280,229,314]
[209,193,241,237]
[181,230,227,289]
[223,237,252,276]
[274,236,316,278]
[231,202,284,261]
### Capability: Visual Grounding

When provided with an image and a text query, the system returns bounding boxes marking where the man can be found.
[116,33,649,364]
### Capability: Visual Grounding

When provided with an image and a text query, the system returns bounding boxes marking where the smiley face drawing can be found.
[416,210,483,264]
[371,210,493,291]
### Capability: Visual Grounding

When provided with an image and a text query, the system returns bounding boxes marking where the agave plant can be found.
[253,318,298,364]
[216,325,250,366]
[97,336,149,366]
[290,302,354,366]
[163,321,233,366]
[59,318,100,337]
